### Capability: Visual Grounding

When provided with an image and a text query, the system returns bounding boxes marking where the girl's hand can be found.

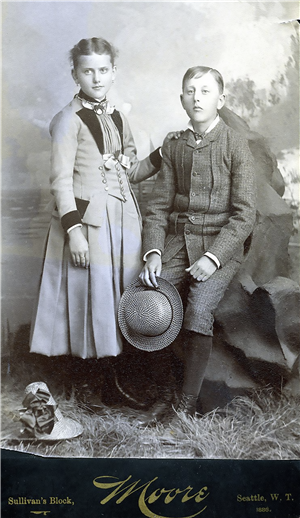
[186,256,217,282]
[139,253,162,288]
[163,130,184,145]
[68,227,90,268]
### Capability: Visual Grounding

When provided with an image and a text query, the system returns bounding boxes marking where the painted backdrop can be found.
[2,1,299,340]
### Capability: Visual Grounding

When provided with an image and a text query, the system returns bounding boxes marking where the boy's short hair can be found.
[182,66,224,94]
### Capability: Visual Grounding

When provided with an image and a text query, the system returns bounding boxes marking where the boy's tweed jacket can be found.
[142,118,256,268]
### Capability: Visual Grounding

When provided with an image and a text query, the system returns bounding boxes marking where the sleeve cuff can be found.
[61,210,82,232]
[143,249,162,261]
[149,148,162,169]
[204,252,220,269]
[67,223,83,234]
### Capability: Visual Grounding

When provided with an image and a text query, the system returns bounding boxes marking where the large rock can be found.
[201,108,300,409]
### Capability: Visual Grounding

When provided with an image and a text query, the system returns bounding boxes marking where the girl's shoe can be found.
[75,383,103,412]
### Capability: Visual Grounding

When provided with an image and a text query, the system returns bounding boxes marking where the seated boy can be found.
[139,66,256,420]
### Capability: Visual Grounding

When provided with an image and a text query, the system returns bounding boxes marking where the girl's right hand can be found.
[68,227,90,268]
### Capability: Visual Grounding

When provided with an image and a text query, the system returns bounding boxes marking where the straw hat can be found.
[18,382,83,441]
[118,277,183,351]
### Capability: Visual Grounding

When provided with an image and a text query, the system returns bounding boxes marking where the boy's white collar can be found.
[188,115,220,136]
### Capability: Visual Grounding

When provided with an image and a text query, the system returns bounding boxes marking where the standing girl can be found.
[29,37,162,404]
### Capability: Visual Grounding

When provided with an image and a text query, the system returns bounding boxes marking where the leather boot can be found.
[176,392,198,416]
[165,392,200,429]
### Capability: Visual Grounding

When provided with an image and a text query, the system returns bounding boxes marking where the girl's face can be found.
[72,52,116,100]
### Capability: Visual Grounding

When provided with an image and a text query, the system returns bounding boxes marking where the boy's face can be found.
[181,72,225,130]
[72,52,116,100]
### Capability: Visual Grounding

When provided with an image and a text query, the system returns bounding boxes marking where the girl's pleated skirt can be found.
[30,195,143,358]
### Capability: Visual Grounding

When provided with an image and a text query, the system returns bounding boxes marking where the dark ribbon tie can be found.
[19,388,56,436]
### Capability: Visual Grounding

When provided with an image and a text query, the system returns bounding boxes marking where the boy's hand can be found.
[163,130,184,146]
[68,227,90,268]
[139,253,162,288]
[186,256,217,282]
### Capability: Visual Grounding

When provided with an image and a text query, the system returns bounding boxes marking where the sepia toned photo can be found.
[1,4,299,514]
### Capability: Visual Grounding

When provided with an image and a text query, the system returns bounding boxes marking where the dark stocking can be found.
[182,331,212,398]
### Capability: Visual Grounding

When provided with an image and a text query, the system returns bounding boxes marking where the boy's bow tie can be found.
[194,132,205,141]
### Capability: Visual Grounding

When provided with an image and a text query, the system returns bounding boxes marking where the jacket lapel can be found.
[76,108,124,155]
[77,108,105,155]
[173,132,193,194]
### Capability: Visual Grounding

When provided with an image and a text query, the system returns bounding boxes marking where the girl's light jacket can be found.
[49,96,161,231]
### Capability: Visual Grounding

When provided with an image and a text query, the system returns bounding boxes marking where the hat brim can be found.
[10,417,83,442]
[34,417,83,441]
[118,277,183,351]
